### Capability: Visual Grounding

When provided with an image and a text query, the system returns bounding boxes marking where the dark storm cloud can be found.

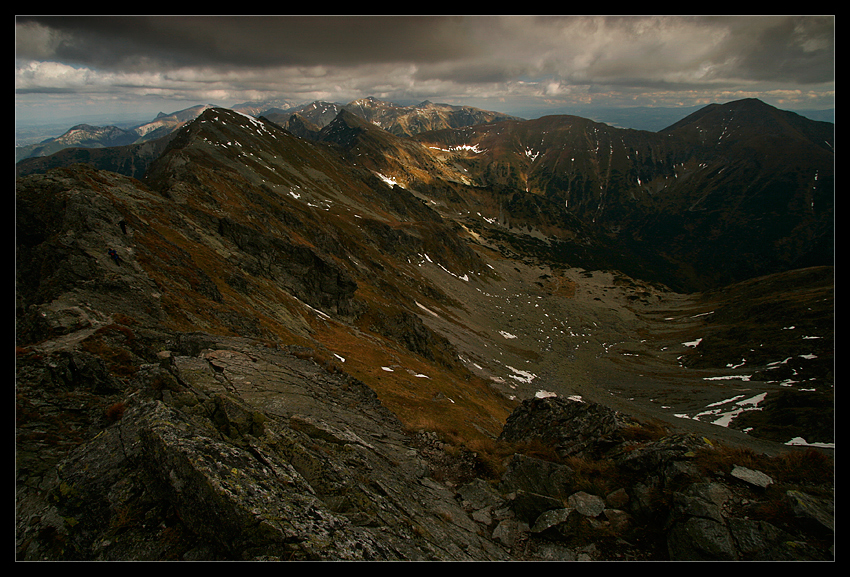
[730,16,835,84]
[16,15,482,70]
[16,15,835,85]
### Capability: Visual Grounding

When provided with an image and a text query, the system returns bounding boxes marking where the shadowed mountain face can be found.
[410,99,834,291]
[15,100,833,560]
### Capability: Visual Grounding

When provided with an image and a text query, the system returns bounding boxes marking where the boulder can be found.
[785,490,834,534]
[567,491,606,518]
[667,516,738,561]
[498,396,643,459]
[730,465,773,488]
[497,453,576,500]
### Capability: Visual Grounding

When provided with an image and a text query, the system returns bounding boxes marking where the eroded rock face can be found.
[216,217,358,316]
[15,334,510,561]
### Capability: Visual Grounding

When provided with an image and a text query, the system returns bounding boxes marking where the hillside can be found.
[15,102,833,560]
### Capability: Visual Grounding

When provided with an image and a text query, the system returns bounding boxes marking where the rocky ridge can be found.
[16,102,834,561]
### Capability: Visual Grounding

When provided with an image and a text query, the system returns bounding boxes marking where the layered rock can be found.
[16,344,834,560]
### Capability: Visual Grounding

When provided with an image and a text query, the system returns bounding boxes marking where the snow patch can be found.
[677,393,767,428]
[786,437,834,449]
[375,172,401,188]
[506,365,537,384]
[703,375,752,382]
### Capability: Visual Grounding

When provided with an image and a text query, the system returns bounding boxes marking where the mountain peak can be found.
[316,108,380,149]
[662,98,834,153]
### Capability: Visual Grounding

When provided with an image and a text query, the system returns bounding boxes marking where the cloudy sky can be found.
[15,15,835,127]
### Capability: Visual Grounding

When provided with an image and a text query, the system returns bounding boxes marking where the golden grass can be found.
[544,274,578,299]
[311,319,516,443]
[118,171,518,448]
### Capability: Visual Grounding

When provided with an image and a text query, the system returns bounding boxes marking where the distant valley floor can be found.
[406,252,833,458]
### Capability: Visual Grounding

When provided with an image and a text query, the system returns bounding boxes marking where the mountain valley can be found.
[15,99,834,561]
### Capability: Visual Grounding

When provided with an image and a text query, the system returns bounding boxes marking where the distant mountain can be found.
[15,124,140,163]
[15,135,176,181]
[15,98,518,163]
[660,98,835,153]
[342,96,522,137]
[131,104,217,140]
[284,101,344,127]
[230,98,303,117]
[258,96,522,139]
[275,112,323,140]
[15,104,216,163]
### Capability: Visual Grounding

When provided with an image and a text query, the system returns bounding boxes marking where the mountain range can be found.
[15,96,834,560]
[15,98,519,163]
[17,97,834,290]
[14,105,216,163]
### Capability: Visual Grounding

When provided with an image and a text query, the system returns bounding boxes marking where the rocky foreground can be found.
[16,327,834,561]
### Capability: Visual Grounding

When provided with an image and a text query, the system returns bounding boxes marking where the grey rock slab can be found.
[730,465,773,488]
[568,490,606,518]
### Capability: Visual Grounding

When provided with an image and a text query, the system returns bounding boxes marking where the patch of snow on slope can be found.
[506,365,537,384]
[786,437,834,449]
[375,172,401,187]
[415,301,440,318]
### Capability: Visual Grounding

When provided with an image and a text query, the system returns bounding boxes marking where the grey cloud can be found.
[17,15,834,87]
[16,16,483,70]
[732,16,834,84]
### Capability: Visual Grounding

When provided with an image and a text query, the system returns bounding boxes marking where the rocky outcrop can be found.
[216,217,357,316]
[494,397,834,561]
[499,395,645,459]
[16,337,833,561]
[16,332,510,561]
